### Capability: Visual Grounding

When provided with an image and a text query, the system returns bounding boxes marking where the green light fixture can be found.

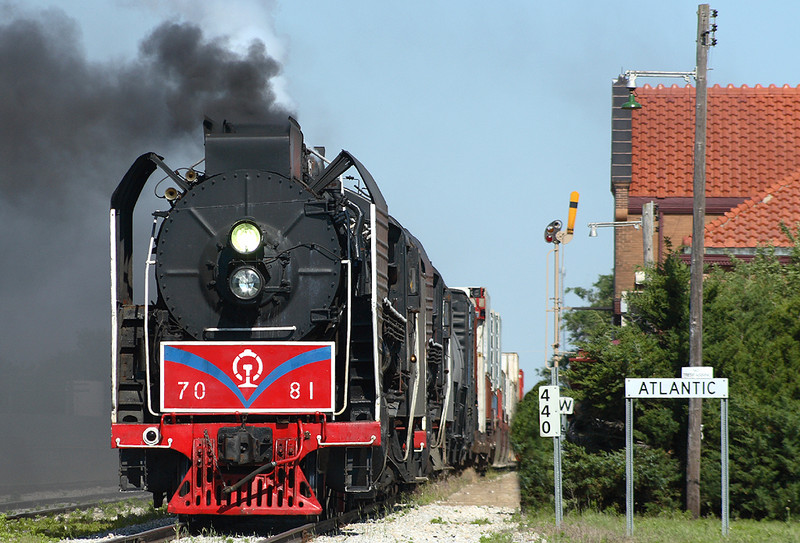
[230,221,262,254]
[621,91,642,110]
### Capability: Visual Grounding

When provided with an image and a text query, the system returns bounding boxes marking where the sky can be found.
[4,0,799,380]
[0,0,797,493]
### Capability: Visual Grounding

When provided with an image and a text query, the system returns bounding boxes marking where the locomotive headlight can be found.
[230,221,262,254]
[229,266,264,300]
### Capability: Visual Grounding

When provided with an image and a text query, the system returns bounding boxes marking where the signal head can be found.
[544,220,563,244]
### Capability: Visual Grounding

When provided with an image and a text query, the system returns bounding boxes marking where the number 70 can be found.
[178,381,205,400]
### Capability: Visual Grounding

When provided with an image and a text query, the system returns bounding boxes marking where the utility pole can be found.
[687,3,714,519]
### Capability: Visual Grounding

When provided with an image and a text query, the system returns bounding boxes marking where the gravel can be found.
[313,502,545,543]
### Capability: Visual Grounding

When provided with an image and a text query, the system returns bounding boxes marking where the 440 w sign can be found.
[538,386,574,437]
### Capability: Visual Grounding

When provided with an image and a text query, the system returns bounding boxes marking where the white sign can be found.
[682,366,714,379]
[559,396,574,415]
[625,378,728,399]
[538,386,560,437]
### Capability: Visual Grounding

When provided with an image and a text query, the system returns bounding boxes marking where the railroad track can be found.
[259,500,387,543]
[0,493,150,520]
[1,494,382,543]
[95,497,393,543]
[1,494,175,542]
[103,522,184,543]
[4,476,436,542]
[1,491,150,519]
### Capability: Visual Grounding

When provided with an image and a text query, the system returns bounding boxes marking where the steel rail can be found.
[100,496,393,543]
[257,498,391,543]
[2,493,151,520]
[103,522,184,543]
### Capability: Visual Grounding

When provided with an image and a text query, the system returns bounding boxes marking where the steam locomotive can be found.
[110,118,521,517]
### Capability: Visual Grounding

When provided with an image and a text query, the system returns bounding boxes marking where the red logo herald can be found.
[160,342,335,413]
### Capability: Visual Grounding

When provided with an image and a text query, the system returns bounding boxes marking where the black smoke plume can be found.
[0,6,290,498]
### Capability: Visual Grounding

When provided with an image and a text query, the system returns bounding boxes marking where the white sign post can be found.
[538,386,560,437]
[538,387,574,436]
[539,386,574,528]
[624,377,729,537]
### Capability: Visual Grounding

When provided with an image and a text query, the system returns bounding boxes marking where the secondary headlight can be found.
[230,221,262,254]
[229,266,263,300]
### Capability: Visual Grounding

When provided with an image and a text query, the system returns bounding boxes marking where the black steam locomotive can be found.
[110,118,518,516]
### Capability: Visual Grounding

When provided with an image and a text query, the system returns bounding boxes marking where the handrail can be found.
[334,260,352,417]
[316,434,377,447]
[142,216,161,418]
[115,437,173,449]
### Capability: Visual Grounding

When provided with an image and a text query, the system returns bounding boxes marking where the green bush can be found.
[515,236,800,519]
[511,385,555,509]
[701,395,800,520]
[562,441,679,514]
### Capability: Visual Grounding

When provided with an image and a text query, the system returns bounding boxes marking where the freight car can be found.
[109,118,520,517]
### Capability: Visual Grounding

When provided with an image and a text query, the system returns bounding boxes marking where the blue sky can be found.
[12,0,800,388]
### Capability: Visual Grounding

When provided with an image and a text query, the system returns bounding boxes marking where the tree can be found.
[563,273,614,345]
[514,236,800,518]
[565,257,688,454]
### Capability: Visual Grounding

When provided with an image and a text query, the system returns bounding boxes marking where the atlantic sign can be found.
[625,378,728,399]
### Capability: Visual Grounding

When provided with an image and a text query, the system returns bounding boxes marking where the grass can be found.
[518,508,800,542]
[480,532,514,543]
[407,468,482,506]
[0,499,173,542]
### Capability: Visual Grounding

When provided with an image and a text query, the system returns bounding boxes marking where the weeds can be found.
[0,499,172,542]
[519,508,800,542]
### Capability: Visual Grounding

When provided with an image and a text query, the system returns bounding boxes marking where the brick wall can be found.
[614,213,645,297]
[614,185,629,221]
[613,211,725,299]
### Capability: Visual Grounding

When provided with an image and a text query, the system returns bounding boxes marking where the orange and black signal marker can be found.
[566,191,579,235]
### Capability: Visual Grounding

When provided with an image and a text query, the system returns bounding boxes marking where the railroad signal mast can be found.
[541,191,578,528]
[543,191,578,366]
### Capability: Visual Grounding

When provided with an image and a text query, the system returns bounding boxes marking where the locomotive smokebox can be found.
[204,117,304,181]
[155,118,343,341]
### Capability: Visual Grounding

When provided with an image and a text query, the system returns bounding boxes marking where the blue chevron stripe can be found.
[244,347,331,407]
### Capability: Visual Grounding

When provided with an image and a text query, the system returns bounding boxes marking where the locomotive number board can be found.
[160,342,335,413]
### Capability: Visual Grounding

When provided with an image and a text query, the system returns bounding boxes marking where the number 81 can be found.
[290,382,314,400]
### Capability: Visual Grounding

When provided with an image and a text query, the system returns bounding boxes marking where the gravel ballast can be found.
[314,471,548,543]
[315,502,520,542]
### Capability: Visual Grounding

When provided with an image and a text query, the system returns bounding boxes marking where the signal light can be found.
[544,220,562,244]
[230,221,262,254]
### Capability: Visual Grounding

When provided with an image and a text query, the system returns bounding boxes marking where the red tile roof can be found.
[684,169,800,248]
[631,84,800,198]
